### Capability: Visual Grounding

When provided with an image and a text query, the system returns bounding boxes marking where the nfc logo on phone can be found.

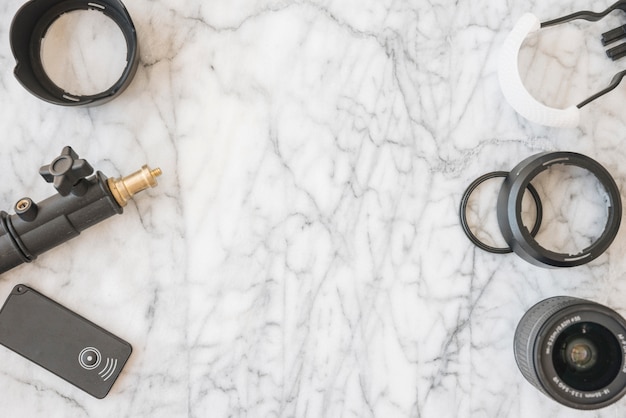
[78,347,118,381]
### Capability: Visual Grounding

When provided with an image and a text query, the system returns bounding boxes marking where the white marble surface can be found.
[1,0,626,416]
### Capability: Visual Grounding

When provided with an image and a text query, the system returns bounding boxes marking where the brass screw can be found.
[107,165,162,207]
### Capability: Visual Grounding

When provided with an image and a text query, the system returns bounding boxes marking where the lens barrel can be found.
[514,297,626,409]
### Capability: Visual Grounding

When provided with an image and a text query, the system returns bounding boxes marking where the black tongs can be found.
[541,0,626,107]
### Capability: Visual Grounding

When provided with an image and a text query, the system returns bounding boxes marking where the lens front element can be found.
[565,337,597,370]
[554,322,621,392]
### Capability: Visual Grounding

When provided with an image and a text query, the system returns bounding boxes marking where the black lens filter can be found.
[460,171,543,254]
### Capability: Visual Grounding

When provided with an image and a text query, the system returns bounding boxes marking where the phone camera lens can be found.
[514,297,626,410]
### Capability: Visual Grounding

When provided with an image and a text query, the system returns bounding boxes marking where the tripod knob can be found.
[39,146,94,196]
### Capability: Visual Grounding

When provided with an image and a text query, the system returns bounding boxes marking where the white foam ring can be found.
[498,13,581,128]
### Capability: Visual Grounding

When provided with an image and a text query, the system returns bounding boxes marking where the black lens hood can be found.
[10,0,138,106]
[497,152,622,268]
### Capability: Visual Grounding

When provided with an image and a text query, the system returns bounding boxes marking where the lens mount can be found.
[10,0,139,106]
[497,152,622,268]
[515,297,626,410]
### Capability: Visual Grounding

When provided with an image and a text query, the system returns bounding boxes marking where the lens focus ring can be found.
[514,296,580,397]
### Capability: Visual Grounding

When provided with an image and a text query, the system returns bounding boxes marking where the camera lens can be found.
[514,297,626,409]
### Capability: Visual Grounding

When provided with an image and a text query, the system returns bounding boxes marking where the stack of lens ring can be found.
[460,151,622,268]
[460,151,626,410]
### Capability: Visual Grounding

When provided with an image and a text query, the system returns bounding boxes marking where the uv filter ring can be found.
[460,171,543,254]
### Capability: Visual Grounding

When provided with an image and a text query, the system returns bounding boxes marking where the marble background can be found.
[1,0,626,416]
